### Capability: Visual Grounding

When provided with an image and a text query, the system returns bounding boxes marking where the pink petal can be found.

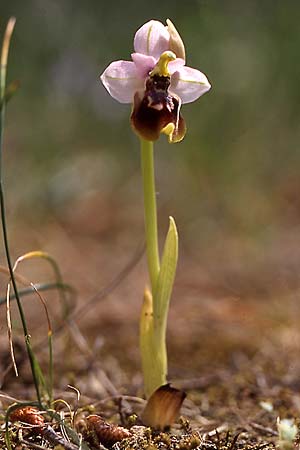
[100,60,142,103]
[131,53,156,79]
[170,66,211,104]
[133,20,170,60]
[168,58,185,74]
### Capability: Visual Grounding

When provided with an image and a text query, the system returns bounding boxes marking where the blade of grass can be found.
[0,18,42,405]
[15,251,71,318]
[0,281,74,306]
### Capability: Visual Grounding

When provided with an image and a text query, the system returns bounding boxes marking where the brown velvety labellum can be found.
[141,383,186,430]
[131,75,186,143]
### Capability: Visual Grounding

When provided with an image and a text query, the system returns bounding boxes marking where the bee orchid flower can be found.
[100,19,211,143]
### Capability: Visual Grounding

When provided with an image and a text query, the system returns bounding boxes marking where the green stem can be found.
[0,18,41,405]
[140,139,160,291]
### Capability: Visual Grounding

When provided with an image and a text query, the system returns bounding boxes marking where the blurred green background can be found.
[1,0,300,298]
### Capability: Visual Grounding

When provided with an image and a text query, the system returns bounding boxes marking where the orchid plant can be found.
[101,19,211,397]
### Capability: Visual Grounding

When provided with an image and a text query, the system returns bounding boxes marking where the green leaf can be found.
[153,216,178,336]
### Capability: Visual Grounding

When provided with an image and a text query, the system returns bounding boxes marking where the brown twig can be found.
[19,440,47,450]
[249,422,278,436]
